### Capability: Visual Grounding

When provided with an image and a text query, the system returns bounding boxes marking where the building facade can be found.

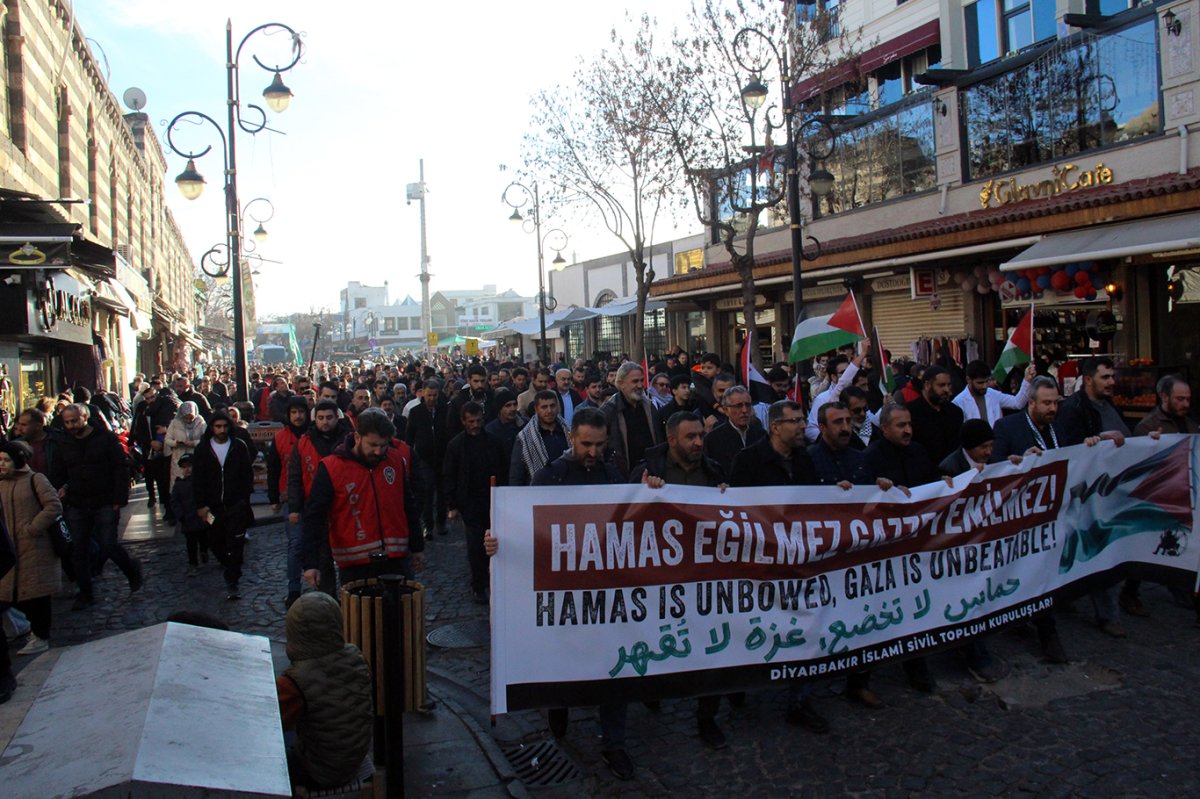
[651,0,1200,415]
[0,0,201,412]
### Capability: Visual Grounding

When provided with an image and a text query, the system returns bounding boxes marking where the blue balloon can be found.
[1016,277,1032,293]
[1036,274,1051,289]
[1065,263,1079,277]
[1085,291,1097,302]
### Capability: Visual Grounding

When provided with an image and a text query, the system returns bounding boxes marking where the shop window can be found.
[963,17,1160,180]
[686,310,707,356]
[674,248,704,275]
[595,315,623,358]
[19,354,48,411]
[565,320,586,362]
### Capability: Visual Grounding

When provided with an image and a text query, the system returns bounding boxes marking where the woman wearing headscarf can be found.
[165,400,206,492]
[0,440,64,656]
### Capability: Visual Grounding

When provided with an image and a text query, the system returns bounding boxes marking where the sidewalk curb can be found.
[425,669,531,799]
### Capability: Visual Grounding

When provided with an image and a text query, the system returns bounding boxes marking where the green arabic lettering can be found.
[913,589,932,620]
[705,622,732,655]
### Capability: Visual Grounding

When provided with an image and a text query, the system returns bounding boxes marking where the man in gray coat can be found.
[599,361,661,477]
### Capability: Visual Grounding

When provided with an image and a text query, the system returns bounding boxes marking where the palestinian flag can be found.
[993,306,1034,383]
[739,330,776,405]
[873,325,894,394]
[787,291,866,364]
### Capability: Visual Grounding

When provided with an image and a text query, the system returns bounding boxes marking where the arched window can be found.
[594,290,616,307]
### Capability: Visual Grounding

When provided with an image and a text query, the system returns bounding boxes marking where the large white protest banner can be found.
[489,436,1199,714]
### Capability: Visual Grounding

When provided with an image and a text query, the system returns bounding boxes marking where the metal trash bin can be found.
[340,578,427,714]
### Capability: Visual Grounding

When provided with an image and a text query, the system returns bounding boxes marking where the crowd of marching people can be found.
[0,345,1195,787]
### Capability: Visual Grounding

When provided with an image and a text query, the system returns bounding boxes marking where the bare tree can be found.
[199,277,233,334]
[640,0,859,367]
[523,13,685,358]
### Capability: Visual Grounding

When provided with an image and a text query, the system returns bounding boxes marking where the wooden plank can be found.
[372,594,386,711]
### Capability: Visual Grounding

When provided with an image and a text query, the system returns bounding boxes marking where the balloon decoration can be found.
[957,261,1107,302]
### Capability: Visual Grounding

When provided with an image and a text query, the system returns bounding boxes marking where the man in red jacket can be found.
[269,397,310,608]
[302,408,424,589]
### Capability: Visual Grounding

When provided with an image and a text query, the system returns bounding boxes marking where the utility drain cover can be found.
[502,740,581,788]
[426,620,490,649]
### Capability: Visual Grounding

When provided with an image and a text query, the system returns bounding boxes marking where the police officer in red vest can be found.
[302,407,424,589]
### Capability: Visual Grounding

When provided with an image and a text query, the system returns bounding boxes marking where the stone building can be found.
[0,0,200,412]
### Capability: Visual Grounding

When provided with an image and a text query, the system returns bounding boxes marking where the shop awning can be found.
[590,296,667,317]
[1000,212,1200,271]
[93,279,138,316]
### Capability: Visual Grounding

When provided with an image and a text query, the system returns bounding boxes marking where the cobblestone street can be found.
[12,490,1200,798]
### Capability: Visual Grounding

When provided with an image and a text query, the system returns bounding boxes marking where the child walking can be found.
[169,454,209,576]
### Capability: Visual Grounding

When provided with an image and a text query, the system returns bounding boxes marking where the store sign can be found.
[6,241,69,267]
[910,268,938,298]
[35,275,91,332]
[979,162,1114,209]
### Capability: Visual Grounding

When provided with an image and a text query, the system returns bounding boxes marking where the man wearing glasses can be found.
[703,385,767,476]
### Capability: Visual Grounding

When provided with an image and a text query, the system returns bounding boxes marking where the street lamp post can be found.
[733,27,836,330]
[502,181,568,364]
[166,20,303,402]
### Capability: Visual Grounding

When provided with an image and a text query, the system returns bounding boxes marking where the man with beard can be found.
[443,402,507,604]
[703,385,766,476]
[1134,374,1196,436]
[575,373,606,411]
[842,386,878,450]
[173,375,212,419]
[447,364,494,440]
[599,362,661,477]
[904,365,964,467]
[192,411,255,600]
[510,391,568,486]
[953,360,1034,425]
[484,388,522,464]
[631,411,732,750]
[804,349,869,443]
[287,400,348,596]
[345,385,372,429]
[51,404,143,610]
[269,397,311,608]
[302,408,424,588]
[730,400,829,733]
[554,368,579,424]
[517,369,551,418]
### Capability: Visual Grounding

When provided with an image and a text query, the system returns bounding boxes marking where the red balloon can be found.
[1074,285,1088,298]
[1074,271,1091,285]
[1051,271,1071,290]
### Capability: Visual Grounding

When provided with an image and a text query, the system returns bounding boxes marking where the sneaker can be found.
[698,717,727,750]
[1119,593,1150,618]
[0,670,15,705]
[1040,634,1068,664]
[547,707,568,738]
[601,748,635,781]
[785,699,830,734]
[285,592,301,610]
[71,594,96,611]
[128,559,145,593]
[226,583,241,601]
[967,658,1011,684]
[1099,621,1127,639]
[847,687,884,708]
[17,636,49,656]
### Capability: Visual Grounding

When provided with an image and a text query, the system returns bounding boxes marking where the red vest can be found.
[295,435,326,498]
[257,388,273,422]
[273,426,302,497]
[319,446,412,567]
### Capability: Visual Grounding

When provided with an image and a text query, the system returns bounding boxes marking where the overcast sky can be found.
[74,0,702,318]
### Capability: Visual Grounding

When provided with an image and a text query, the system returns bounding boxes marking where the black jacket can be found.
[531,453,624,486]
[703,419,767,477]
[484,418,521,465]
[1054,390,1113,445]
[938,448,976,477]
[905,395,964,467]
[192,433,254,513]
[631,441,724,486]
[865,438,938,488]
[446,388,495,440]
[406,401,446,465]
[443,431,508,528]
[730,435,818,487]
[169,476,207,533]
[50,427,130,509]
[286,420,352,510]
[991,412,1059,462]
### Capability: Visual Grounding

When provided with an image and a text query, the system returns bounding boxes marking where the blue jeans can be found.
[66,505,136,599]
[283,503,303,595]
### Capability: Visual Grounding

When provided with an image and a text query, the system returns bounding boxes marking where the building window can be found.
[685,311,707,356]
[595,315,623,358]
[643,309,666,359]
[397,317,410,330]
[674,248,704,275]
[86,107,98,234]
[564,320,586,361]
[594,290,616,307]
[963,17,1160,180]
[967,0,1056,66]
[4,0,25,153]
[56,86,70,197]
[354,297,367,309]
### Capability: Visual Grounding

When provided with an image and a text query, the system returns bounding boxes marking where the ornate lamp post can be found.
[502,180,568,364]
[733,26,836,328]
[166,21,303,401]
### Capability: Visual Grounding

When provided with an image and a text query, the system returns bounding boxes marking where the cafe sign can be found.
[979,162,1114,209]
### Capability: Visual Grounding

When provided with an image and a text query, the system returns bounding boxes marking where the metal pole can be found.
[309,322,320,376]
[226,20,249,402]
[534,183,547,365]
[380,574,408,799]
[416,160,432,359]
[783,51,805,331]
